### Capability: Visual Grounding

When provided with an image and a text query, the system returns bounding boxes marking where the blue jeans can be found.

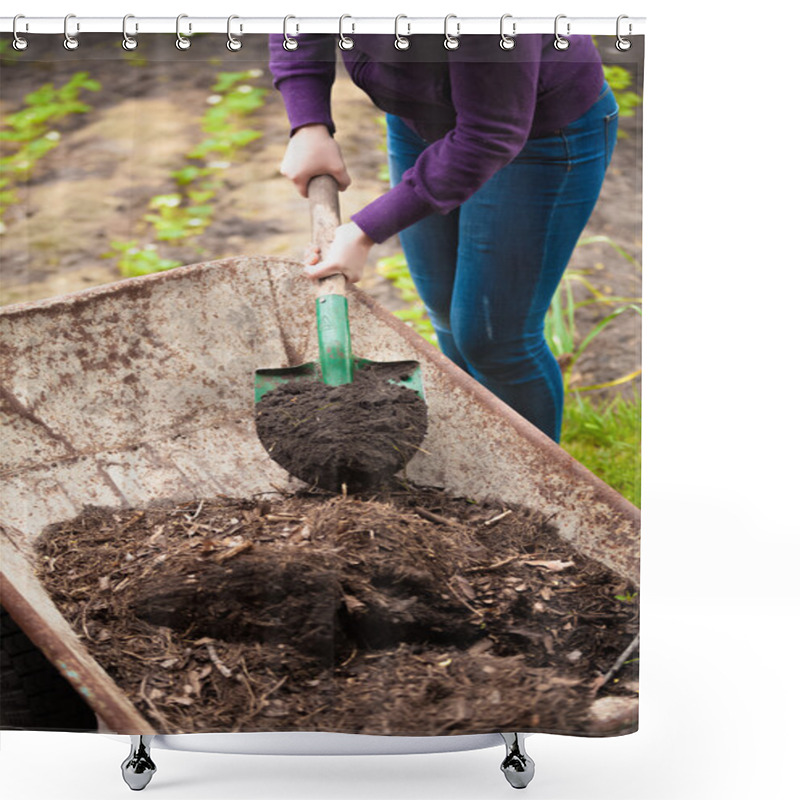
[386,82,619,441]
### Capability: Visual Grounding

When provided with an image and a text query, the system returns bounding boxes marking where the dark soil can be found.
[34,486,638,736]
[255,363,428,492]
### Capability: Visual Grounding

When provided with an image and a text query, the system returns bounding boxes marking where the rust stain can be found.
[0,385,78,455]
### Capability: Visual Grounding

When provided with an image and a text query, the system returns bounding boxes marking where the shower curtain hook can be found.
[499,14,516,50]
[12,15,28,51]
[283,15,299,51]
[616,15,632,51]
[121,15,138,50]
[443,14,460,50]
[176,14,192,50]
[394,15,410,50]
[63,13,79,51]
[338,15,354,50]
[227,15,243,51]
[554,14,570,50]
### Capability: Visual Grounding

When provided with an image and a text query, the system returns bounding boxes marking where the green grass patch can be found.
[560,391,641,507]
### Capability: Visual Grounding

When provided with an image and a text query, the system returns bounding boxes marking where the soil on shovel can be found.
[255,364,428,492]
[34,486,639,736]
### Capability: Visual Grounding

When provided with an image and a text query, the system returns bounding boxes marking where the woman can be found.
[268,33,618,442]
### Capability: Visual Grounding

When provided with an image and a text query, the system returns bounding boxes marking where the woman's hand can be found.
[303,222,375,284]
[280,124,351,198]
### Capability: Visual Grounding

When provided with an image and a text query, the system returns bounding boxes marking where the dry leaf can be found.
[166,695,194,706]
[523,559,575,571]
[343,594,366,613]
[467,639,493,656]
[213,540,253,564]
[453,575,476,600]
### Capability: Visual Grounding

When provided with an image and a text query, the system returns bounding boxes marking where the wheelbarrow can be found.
[0,255,640,792]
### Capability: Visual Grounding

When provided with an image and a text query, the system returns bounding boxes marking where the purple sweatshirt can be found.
[268,34,604,243]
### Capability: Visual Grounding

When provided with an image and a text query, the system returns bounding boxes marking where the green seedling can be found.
[106,69,268,276]
[103,241,182,278]
[0,72,100,221]
[602,64,642,139]
[603,65,643,118]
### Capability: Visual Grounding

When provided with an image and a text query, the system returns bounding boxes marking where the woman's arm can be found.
[268,34,338,136]
[351,37,543,244]
[268,35,351,197]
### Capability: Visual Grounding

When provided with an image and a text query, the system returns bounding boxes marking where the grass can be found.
[560,391,641,507]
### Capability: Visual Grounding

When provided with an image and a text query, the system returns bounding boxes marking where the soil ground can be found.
[1,34,642,397]
[34,485,638,735]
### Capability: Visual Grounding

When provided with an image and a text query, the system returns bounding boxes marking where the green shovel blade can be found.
[255,358,424,404]
[254,286,425,404]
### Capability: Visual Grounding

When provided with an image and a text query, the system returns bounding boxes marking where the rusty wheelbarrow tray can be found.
[0,255,639,736]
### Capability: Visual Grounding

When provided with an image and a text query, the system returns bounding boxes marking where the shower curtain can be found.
[0,27,642,739]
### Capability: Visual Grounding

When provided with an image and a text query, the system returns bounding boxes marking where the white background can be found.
[2,1,799,798]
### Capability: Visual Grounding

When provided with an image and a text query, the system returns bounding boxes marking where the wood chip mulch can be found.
[34,484,639,736]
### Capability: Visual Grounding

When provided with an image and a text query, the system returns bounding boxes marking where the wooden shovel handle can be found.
[308,175,346,297]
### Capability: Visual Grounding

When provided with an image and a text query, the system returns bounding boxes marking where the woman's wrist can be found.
[291,122,332,139]
[348,221,375,247]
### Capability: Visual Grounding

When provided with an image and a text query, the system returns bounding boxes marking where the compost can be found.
[255,364,428,491]
[34,486,638,736]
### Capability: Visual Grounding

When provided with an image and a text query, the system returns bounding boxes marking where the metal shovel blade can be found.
[254,358,424,404]
[254,175,427,405]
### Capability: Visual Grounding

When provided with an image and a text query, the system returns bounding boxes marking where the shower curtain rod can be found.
[1,15,645,37]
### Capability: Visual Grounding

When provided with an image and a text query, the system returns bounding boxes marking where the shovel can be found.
[254,175,426,490]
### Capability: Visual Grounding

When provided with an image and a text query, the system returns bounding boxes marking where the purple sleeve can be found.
[352,38,542,243]
[268,34,337,136]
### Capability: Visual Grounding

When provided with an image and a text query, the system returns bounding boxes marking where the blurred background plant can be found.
[0,72,100,231]
[104,70,267,277]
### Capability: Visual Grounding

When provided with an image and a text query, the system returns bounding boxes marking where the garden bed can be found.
[34,484,638,736]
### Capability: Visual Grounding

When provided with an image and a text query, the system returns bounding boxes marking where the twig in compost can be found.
[340,645,358,667]
[592,633,640,694]
[206,644,233,678]
[139,676,177,731]
[483,509,513,527]
[414,507,452,526]
[262,674,288,699]
[186,501,204,522]
[446,578,484,617]
[120,511,146,531]
[396,440,432,456]
[213,540,253,564]
[464,554,526,573]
